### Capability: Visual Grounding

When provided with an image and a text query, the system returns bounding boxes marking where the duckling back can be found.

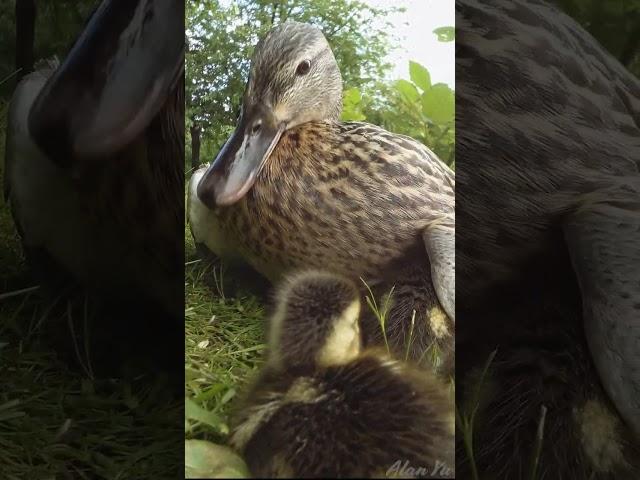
[232,353,454,478]
[230,270,454,478]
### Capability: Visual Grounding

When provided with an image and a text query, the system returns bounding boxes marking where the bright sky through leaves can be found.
[364,0,454,86]
[215,0,455,87]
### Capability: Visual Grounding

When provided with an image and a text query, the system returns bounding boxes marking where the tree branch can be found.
[326,11,358,38]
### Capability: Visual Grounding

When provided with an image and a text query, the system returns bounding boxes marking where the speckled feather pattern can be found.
[214,121,453,281]
[212,120,455,364]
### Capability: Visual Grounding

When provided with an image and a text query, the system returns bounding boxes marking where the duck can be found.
[229,270,455,478]
[194,21,455,370]
[4,0,184,318]
[455,0,640,475]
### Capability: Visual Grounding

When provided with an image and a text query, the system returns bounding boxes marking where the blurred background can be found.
[0,2,182,479]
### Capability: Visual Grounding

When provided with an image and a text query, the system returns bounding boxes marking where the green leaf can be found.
[185,440,250,479]
[341,87,366,121]
[341,109,366,121]
[422,83,455,124]
[409,61,431,92]
[395,79,420,102]
[185,396,228,434]
[433,26,455,42]
[343,87,362,105]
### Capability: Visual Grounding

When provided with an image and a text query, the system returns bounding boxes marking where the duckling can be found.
[4,0,184,318]
[230,270,454,478]
[456,266,640,479]
[455,0,640,473]
[195,21,455,367]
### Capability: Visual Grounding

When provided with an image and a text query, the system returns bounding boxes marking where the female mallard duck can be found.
[456,0,640,476]
[4,0,184,318]
[230,270,454,478]
[194,21,455,368]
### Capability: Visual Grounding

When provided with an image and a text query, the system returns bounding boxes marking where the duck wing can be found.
[339,122,456,320]
[423,217,455,322]
[563,181,640,437]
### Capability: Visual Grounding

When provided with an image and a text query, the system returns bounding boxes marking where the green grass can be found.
[455,349,497,480]
[0,99,181,479]
[183,228,265,443]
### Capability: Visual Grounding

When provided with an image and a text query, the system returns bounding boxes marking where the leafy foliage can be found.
[433,26,455,42]
[185,440,249,478]
[342,59,456,167]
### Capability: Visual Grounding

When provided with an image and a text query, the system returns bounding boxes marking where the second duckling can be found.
[230,270,454,478]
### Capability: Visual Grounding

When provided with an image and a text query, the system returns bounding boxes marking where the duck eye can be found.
[296,59,311,76]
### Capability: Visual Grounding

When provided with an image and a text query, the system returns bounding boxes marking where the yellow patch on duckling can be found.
[428,306,450,339]
[284,377,324,403]
[267,300,287,369]
[575,400,627,473]
[316,299,362,367]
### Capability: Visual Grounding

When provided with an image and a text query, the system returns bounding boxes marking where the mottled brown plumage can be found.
[192,21,455,369]
[230,271,454,478]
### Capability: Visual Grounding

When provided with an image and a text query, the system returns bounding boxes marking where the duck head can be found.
[197,21,343,208]
[28,0,184,165]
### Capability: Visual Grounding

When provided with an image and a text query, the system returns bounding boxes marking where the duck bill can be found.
[197,115,284,208]
[29,0,184,163]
